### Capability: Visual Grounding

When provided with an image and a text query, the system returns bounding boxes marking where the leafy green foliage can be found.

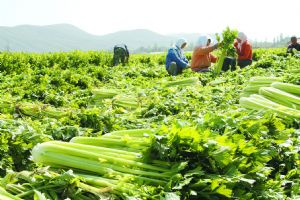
[0,48,299,199]
[214,27,238,74]
[216,27,238,56]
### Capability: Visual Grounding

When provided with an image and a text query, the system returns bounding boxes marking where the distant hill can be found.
[0,24,202,53]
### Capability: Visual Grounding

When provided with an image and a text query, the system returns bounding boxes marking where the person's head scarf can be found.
[196,35,212,48]
[174,38,187,57]
[237,32,247,50]
[237,32,247,43]
[175,38,187,49]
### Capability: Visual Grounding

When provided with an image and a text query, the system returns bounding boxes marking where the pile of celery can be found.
[31,129,179,198]
[240,77,300,121]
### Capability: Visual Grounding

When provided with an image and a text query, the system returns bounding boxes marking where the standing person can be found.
[165,38,190,76]
[191,35,218,73]
[113,44,130,66]
[287,36,300,54]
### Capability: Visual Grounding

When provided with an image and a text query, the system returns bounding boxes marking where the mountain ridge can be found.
[0,24,201,53]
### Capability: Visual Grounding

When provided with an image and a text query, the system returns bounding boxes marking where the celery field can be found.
[0,49,299,200]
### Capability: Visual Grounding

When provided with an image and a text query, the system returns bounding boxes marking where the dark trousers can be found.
[194,67,211,73]
[238,59,252,68]
[222,57,252,71]
[167,62,183,76]
[222,57,236,71]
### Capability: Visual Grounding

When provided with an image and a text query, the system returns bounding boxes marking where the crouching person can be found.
[222,32,252,71]
[191,35,218,73]
[165,39,190,76]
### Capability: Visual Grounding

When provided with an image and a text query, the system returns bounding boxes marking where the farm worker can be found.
[165,38,190,76]
[234,32,252,67]
[222,32,252,71]
[191,35,218,72]
[113,44,130,66]
[287,36,300,54]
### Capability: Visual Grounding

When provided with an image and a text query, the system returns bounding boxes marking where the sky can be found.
[1,0,299,42]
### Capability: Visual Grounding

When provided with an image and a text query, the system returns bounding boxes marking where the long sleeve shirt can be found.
[234,41,252,61]
[191,46,217,71]
[287,43,300,54]
[165,47,189,69]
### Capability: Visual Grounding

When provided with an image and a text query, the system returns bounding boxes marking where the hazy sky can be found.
[1,0,299,41]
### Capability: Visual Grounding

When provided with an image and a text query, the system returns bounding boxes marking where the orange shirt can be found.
[234,41,252,61]
[191,46,217,71]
